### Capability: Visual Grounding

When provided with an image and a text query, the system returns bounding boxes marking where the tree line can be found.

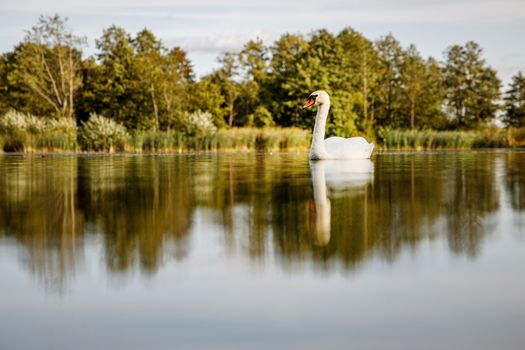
[0,14,524,137]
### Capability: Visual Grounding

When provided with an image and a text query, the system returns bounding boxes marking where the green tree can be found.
[419,57,447,129]
[266,33,308,126]
[442,41,501,128]
[13,14,86,119]
[236,39,271,126]
[399,46,446,129]
[0,49,55,116]
[134,29,164,130]
[401,45,426,129]
[375,34,405,128]
[336,28,380,135]
[193,75,226,128]
[214,53,240,127]
[93,25,137,128]
[88,26,194,131]
[502,71,525,128]
[158,47,194,130]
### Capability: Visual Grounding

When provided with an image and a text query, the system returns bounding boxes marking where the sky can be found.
[0,0,524,85]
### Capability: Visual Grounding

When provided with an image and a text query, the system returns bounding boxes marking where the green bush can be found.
[78,113,129,151]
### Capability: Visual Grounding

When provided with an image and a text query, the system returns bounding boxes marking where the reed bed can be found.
[130,127,311,152]
[2,110,524,153]
[378,127,525,150]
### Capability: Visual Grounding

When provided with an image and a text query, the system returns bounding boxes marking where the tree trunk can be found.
[151,83,159,130]
[410,95,416,129]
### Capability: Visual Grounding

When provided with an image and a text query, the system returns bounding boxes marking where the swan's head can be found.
[303,90,330,109]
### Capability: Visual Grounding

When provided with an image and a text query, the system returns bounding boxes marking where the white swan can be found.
[303,90,374,160]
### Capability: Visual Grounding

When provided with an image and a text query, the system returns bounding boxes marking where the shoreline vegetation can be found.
[1,15,524,153]
[1,110,524,153]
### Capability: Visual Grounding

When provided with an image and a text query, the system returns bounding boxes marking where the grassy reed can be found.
[0,110,77,152]
[214,127,310,151]
[2,110,524,153]
[129,127,311,152]
[378,127,525,150]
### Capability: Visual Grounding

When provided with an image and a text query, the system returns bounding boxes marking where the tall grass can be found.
[2,110,524,153]
[130,127,310,152]
[378,127,525,150]
[214,127,310,151]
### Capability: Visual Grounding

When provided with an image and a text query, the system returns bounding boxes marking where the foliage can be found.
[503,71,525,128]
[0,14,520,152]
[78,113,129,151]
[442,42,501,128]
[180,110,218,136]
[12,15,86,119]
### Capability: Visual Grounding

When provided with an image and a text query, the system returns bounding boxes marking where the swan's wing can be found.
[324,137,374,159]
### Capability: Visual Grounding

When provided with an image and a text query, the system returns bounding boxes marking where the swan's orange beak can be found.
[303,97,315,109]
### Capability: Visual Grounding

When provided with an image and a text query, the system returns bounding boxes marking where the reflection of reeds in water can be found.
[1,152,523,292]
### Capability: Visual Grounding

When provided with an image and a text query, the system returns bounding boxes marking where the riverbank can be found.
[1,110,524,153]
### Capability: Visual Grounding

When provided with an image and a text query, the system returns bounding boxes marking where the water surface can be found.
[1,151,524,350]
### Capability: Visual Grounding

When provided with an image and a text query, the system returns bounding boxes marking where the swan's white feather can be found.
[324,136,374,159]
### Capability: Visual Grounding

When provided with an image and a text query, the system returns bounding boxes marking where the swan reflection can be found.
[308,160,374,246]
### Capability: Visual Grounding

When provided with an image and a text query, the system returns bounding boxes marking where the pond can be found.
[0,151,524,350]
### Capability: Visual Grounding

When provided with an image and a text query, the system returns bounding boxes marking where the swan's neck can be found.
[310,102,330,159]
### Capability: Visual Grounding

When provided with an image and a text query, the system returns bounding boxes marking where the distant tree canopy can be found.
[1,14,521,136]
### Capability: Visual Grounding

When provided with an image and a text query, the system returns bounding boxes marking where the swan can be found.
[303,90,374,160]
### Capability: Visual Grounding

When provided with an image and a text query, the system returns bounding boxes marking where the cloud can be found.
[180,34,272,53]
[2,0,525,25]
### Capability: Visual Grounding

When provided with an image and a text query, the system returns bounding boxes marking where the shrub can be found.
[178,110,217,137]
[0,110,77,151]
[78,113,129,152]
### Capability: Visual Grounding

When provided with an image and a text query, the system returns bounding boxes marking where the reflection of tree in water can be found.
[0,152,515,291]
[444,154,499,257]
[0,156,83,293]
[0,156,194,291]
[504,152,525,212]
[212,153,502,269]
[77,156,193,274]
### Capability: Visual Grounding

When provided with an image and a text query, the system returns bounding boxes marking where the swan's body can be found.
[304,90,374,160]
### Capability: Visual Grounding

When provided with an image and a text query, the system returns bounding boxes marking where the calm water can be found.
[0,151,524,350]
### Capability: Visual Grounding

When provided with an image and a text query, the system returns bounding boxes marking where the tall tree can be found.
[13,14,85,119]
[502,71,525,128]
[442,41,501,128]
[94,25,137,127]
[214,53,240,127]
[159,47,194,130]
[375,34,405,128]
[236,39,271,126]
[336,28,380,135]
[266,33,308,126]
[401,45,426,129]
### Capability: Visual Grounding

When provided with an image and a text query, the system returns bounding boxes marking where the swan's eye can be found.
[308,94,318,101]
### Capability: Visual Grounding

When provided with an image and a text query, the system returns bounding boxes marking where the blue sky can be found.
[1,0,524,85]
